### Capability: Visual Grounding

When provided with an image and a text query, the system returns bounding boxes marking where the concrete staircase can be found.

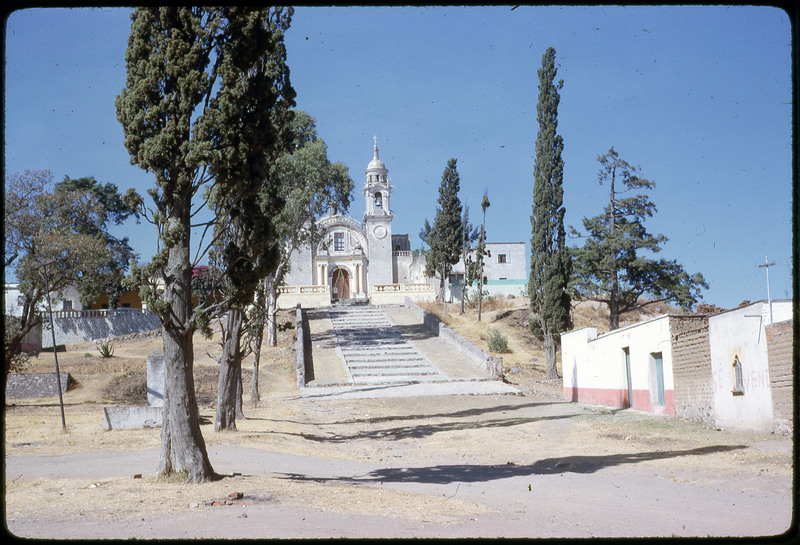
[327,304,447,385]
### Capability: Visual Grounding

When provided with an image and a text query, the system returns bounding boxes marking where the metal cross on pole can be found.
[758,255,775,324]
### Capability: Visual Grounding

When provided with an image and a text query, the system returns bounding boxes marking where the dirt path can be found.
[5,394,793,539]
[4,307,794,540]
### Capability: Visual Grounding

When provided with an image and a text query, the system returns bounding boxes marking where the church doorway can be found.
[331,268,350,301]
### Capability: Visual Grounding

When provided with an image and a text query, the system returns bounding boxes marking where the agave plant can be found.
[96,338,115,358]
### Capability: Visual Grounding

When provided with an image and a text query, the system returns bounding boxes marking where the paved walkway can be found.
[300,303,519,399]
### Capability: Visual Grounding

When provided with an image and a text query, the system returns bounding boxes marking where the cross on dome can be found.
[366,135,387,174]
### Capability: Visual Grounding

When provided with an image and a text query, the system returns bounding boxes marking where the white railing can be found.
[50,308,154,319]
[393,251,412,257]
[373,283,434,293]
[277,285,330,295]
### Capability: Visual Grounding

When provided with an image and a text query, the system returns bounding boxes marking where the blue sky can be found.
[4,6,793,310]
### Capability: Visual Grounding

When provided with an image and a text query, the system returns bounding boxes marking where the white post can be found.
[758,255,775,324]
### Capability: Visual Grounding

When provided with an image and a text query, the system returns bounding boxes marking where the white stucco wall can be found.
[483,243,527,281]
[707,300,791,432]
[4,283,87,316]
[365,218,394,287]
[283,245,313,287]
[561,315,675,413]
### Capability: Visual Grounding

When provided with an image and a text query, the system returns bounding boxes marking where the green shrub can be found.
[487,329,511,353]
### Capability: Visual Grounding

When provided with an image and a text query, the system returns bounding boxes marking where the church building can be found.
[277,139,434,308]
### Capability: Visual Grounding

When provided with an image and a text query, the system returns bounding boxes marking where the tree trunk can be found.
[543,326,558,379]
[609,294,620,331]
[266,281,278,347]
[215,308,244,432]
[607,163,620,331]
[235,367,244,420]
[251,316,264,407]
[477,273,484,322]
[157,228,214,483]
[250,280,267,405]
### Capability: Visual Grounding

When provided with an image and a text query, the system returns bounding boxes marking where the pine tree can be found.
[425,158,464,304]
[571,147,708,330]
[529,47,572,379]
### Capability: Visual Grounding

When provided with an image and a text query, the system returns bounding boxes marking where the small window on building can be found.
[498,254,507,264]
[732,355,744,395]
[374,192,383,209]
[334,232,345,252]
[62,300,73,310]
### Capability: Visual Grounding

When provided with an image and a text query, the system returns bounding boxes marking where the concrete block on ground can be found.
[103,406,163,430]
[147,350,165,407]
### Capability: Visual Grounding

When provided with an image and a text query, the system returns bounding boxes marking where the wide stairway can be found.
[327,304,447,385]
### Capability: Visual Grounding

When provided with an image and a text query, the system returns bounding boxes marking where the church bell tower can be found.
[364,137,394,287]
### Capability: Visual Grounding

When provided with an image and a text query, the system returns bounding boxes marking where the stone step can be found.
[344,354,425,362]
[336,331,398,334]
[341,340,407,347]
[347,361,430,369]
[347,355,430,366]
[352,369,441,379]
[340,345,417,352]
[351,375,445,385]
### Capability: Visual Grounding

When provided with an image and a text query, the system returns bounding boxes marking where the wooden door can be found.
[332,269,350,300]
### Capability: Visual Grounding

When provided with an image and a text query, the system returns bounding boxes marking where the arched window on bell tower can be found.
[375,192,382,209]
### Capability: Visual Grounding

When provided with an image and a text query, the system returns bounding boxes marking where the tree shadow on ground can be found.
[243,401,572,431]
[275,444,747,485]
[274,412,582,443]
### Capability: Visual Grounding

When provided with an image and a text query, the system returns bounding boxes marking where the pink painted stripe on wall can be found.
[564,386,675,415]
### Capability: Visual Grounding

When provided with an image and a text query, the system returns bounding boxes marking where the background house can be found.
[449,242,528,301]
[561,299,794,433]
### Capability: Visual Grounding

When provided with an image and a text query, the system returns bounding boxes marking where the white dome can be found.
[366,137,388,173]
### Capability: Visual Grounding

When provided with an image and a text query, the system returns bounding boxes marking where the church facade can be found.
[277,139,434,309]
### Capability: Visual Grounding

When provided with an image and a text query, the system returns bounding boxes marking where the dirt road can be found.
[4,305,794,540]
[5,393,793,539]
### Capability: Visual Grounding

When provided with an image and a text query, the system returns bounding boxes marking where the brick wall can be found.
[766,319,794,433]
[670,315,714,424]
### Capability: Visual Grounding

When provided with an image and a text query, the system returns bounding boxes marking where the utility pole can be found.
[32,259,67,432]
[758,255,775,324]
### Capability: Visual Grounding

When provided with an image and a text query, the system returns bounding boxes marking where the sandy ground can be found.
[3,304,795,539]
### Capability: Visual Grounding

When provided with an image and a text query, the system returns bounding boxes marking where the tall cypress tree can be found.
[115,7,296,481]
[426,158,464,303]
[529,47,572,379]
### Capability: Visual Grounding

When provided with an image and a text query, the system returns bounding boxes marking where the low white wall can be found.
[371,284,435,306]
[404,297,502,378]
[561,315,675,413]
[42,309,162,347]
[276,286,331,310]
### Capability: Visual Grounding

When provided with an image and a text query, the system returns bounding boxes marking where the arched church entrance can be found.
[331,268,350,301]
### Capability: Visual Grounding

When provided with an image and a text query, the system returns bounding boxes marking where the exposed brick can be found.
[669,316,714,425]
[766,319,794,433]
